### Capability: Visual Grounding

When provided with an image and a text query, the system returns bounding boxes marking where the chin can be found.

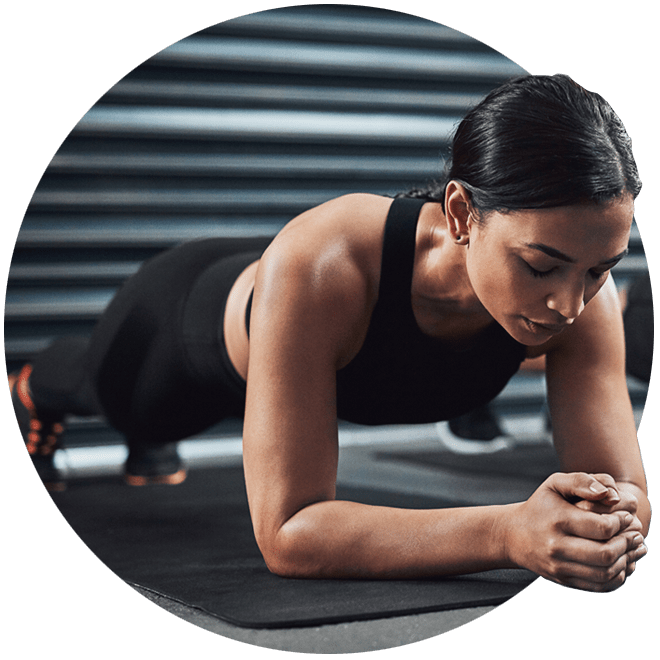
[501,325,536,346]
[516,333,551,347]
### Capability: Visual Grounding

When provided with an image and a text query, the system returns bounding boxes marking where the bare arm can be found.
[241,198,639,588]
[544,276,650,535]
[242,204,511,578]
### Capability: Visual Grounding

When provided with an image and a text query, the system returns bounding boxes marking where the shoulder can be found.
[258,193,392,291]
[273,193,393,252]
[251,194,394,365]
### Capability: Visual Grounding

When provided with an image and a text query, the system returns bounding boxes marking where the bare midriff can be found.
[223,259,260,381]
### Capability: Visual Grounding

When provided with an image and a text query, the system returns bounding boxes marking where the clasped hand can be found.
[504,472,647,592]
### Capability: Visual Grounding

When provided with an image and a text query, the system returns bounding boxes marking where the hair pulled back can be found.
[402,74,641,215]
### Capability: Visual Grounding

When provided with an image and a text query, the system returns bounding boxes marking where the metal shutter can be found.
[5,5,647,445]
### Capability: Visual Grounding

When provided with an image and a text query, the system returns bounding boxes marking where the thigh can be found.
[86,239,267,443]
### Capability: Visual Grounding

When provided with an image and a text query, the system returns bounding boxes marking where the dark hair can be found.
[401,74,642,216]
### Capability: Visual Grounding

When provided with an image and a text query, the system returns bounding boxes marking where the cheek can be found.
[467,250,527,308]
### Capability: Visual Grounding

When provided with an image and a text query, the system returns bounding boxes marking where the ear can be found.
[444,181,474,245]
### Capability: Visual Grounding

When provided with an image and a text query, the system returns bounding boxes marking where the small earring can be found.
[455,234,468,245]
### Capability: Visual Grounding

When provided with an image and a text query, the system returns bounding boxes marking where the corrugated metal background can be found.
[5,5,647,446]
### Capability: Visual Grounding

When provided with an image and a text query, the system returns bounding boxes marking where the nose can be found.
[546,283,585,322]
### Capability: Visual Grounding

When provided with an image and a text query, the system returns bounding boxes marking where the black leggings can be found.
[29,238,269,447]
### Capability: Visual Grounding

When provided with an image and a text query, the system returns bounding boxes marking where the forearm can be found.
[262,499,516,579]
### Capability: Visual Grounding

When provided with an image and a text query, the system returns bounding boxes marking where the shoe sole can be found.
[124,468,187,487]
[435,421,514,455]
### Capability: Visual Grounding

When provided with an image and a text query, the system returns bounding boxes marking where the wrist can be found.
[492,502,523,569]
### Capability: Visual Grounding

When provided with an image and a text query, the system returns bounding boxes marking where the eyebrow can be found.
[525,243,629,266]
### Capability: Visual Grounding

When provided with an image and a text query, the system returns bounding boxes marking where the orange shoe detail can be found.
[16,364,36,414]
[124,468,187,487]
[9,364,66,490]
[10,365,64,450]
[27,431,40,454]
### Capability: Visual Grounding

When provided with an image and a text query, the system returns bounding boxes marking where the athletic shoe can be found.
[435,405,513,454]
[449,404,506,439]
[9,364,66,491]
[124,442,187,486]
[435,422,513,454]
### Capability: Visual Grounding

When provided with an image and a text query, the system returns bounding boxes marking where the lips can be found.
[522,317,568,334]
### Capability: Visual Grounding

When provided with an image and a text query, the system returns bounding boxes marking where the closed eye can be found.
[525,260,619,281]
[588,267,612,280]
[525,262,555,278]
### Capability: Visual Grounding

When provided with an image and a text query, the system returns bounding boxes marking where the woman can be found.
[10,74,650,592]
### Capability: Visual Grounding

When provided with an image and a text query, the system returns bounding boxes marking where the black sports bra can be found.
[333,197,527,425]
[245,197,526,425]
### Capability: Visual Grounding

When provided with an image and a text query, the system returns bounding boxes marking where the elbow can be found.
[255,515,329,579]
[261,546,303,579]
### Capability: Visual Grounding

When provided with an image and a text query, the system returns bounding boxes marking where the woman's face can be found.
[464,195,634,346]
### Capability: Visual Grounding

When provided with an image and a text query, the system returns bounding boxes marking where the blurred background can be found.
[4,4,648,468]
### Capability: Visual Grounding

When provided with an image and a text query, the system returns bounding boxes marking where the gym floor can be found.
[51,413,558,653]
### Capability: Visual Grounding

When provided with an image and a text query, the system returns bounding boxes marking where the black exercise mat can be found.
[376,443,562,485]
[49,465,536,629]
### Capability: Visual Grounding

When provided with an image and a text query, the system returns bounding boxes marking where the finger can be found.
[541,550,629,591]
[553,531,630,568]
[588,473,617,489]
[540,526,646,592]
[575,500,636,516]
[562,507,632,541]
[625,537,648,577]
[600,489,621,507]
[626,534,649,575]
[575,505,642,537]
[574,509,641,537]
[549,472,617,505]
[626,537,648,565]
[549,566,628,593]
[587,473,622,505]
[575,489,638,516]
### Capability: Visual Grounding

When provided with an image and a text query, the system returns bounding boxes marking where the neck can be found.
[413,205,485,314]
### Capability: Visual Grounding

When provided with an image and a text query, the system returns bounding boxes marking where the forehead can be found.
[492,198,634,256]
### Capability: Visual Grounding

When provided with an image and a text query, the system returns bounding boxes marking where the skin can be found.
[223,184,650,591]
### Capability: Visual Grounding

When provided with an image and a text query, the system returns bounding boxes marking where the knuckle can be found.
[591,472,616,487]
[604,562,624,582]
[593,519,609,540]
[598,515,619,538]
[591,564,615,584]
[632,543,648,562]
[597,542,620,566]
[543,554,565,579]
[578,472,598,489]
[543,556,559,577]
[545,536,562,560]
